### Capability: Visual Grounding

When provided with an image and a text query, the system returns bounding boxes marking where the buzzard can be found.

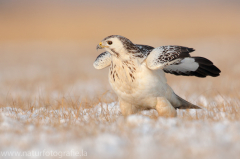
[94,35,221,117]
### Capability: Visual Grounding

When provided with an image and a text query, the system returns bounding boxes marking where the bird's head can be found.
[96,35,139,59]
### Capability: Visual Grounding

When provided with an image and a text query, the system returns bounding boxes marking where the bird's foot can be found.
[155,97,177,117]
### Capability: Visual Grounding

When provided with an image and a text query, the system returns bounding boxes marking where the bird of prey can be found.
[94,35,221,117]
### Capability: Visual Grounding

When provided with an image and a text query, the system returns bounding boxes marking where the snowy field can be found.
[0,37,240,159]
[0,101,240,159]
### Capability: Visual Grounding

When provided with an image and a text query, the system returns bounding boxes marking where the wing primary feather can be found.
[163,57,221,77]
[194,57,213,65]
[198,64,221,75]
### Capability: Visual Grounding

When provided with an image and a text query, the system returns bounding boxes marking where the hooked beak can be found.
[96,42,103,50]
[96,42,109,50]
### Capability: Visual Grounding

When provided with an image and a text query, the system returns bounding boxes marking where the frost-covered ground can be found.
[0,99,240,159]
[0,38,240,158]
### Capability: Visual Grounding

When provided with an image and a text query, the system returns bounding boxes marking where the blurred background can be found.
[1,0,240,41]
[0,0,240,103]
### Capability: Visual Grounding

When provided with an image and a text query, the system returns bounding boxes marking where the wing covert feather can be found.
[93,52,112,69]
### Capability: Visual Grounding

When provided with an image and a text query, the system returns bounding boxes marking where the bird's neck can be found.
[110,56,138,84]
[111,55,140,76]
[112,55,139,67]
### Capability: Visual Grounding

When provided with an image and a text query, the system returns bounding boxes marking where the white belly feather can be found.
[108,57,173,108]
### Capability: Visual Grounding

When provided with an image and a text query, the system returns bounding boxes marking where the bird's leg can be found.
[155,97,177,117]
[119,99,138,116]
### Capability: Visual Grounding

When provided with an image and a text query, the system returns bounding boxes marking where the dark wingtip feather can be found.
[179,46,195,53]
[197,67,220,77]
[194,57,213,65]
[193,57,221,77]
[200,64,221,74]
[188,48,195,53]
[192,71,207,78]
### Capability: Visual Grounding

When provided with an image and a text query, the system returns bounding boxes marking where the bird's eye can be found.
[107,41,112,45]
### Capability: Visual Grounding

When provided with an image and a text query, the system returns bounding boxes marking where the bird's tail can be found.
[174,93,204,109]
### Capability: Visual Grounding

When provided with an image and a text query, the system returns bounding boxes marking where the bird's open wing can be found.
[93,52,111,69]
[136,44,154,55]
[146,45,221,78]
